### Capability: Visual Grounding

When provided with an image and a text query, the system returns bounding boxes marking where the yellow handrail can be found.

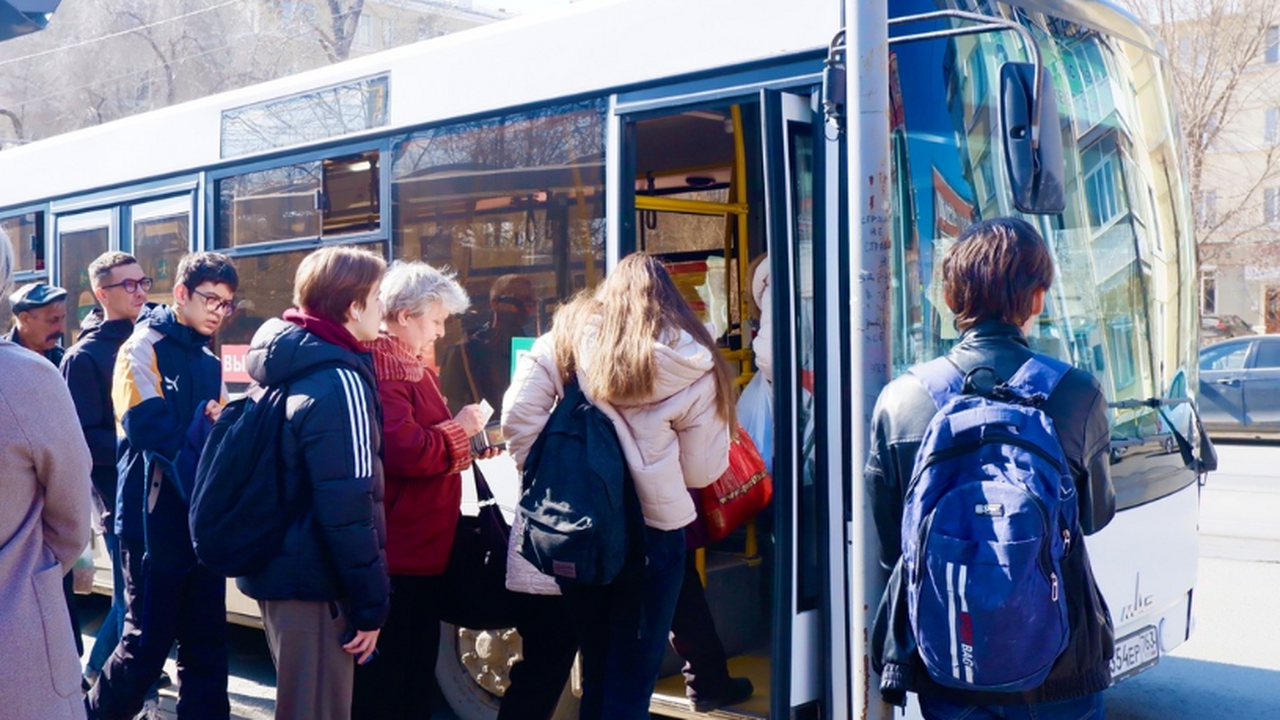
[634,195,748,217]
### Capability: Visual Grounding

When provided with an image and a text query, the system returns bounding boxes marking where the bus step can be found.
[652,654,771,718]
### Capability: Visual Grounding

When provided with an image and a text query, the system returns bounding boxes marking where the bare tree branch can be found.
[1122,0,1280,267]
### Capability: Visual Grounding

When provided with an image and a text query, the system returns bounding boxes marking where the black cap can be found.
[9,282,68,314]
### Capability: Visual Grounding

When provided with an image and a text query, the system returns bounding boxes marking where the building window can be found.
[1196,190,1218,229]
[1267,187,1280,224]
[417,17,435,40]
[280,1,315,25]
[966,49,988,110]
[1267,108,1280,145]
[979,158,996,203]
[1267,26,1279,64]
[1108,318,1136,390]
[355,14,373,48]
[1201,269,1218,316]
[381,17,395,48]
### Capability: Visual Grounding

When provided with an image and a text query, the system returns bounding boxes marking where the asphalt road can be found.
[1104,440,1280,719]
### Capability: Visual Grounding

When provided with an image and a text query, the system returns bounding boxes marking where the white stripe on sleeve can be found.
[336,368,371,478]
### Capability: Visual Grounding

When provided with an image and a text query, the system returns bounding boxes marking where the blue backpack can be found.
[517,378,644,585]
[902,354,1079,692]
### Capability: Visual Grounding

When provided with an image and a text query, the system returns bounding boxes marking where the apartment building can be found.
[1197,24,1280,333]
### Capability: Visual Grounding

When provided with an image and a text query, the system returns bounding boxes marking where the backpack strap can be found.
[908,357,965,410]
[1004,354,1072,403]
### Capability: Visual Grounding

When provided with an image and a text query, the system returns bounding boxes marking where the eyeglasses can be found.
[495,295,537,309]
[100,277,154,294]
[192,288,238,315]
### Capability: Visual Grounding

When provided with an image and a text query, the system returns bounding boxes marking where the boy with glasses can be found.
[61,252,175,698]
[88,252,239,720]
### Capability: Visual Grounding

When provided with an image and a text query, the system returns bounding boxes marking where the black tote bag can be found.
[436,463,518,630]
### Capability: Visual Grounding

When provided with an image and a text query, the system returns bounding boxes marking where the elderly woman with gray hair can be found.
[351,260,491,720]
[0,230,93,718]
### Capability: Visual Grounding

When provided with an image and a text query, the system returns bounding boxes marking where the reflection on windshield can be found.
[887,1,1197,443]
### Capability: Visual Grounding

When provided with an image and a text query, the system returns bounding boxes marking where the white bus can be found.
[0,0,1213,718]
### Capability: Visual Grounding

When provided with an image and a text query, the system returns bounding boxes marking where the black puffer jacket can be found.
[234,318,390,632]
[59,308,134,531]
[867,321,1116,707]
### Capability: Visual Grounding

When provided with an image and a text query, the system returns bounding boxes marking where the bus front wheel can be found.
[435,623,579,720]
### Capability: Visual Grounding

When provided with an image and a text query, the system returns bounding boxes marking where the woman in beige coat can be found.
[0,231,93,719]
[502,253,734,720]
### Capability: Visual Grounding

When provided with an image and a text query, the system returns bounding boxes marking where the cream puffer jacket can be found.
[501,323,731,595]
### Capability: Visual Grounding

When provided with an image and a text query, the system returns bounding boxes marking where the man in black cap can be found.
[7,282,78,672]
[7,281,68,366]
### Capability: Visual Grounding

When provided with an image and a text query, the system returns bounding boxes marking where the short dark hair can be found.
[943,217,1054,330]
[176,252,239,294]
[88,251,138,289]
[293,246,386,324]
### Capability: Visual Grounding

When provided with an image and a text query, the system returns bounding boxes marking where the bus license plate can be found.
[1111,626,1159,681]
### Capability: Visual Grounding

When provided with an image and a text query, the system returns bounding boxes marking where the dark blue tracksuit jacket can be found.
[112,304,225,570]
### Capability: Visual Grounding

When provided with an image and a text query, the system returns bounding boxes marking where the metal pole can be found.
[846,1,893,718]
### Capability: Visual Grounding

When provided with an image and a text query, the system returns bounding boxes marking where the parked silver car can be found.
[1199,335,1280,438]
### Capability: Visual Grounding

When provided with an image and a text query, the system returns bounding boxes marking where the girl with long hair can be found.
[502,252,735,720]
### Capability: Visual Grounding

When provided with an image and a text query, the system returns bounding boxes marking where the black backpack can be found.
[190,368,322,577]
[516,378,644,585]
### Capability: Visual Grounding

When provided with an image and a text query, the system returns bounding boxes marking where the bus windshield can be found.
[888,5,1199,506]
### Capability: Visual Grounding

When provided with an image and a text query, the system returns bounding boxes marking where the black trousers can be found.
[669,552,733,700]
[88,537,229,720]
[65,570,83,657]
[352,574,445,720]
[560,527,686,720]
[498,593,578,720]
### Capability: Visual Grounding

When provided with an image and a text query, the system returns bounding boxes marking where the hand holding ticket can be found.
[470,400,505,456]
[453,404,488,437]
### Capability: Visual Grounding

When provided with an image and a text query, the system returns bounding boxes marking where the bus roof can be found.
[0,0,838,210]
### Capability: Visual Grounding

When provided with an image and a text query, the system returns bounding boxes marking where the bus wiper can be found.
[1108,396,1217,474]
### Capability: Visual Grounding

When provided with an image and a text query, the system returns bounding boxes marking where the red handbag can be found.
[700,426,773,543]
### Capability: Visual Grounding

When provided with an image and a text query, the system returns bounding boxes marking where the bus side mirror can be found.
[1000,62,1065,215]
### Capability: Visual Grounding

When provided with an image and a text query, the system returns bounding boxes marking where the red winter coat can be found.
[368,333,472,576]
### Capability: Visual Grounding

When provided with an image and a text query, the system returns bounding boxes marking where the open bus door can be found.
[622,84,844,719]
[760,87,851,720]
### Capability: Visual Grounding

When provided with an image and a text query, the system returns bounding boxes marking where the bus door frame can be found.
[761,86,850,720]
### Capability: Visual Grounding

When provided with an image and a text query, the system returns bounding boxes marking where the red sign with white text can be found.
[221,344,251,384]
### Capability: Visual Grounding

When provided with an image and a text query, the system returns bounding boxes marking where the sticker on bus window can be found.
[511,337,536,380]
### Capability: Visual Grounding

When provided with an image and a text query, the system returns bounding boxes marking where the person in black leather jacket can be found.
[867,217,1116,720]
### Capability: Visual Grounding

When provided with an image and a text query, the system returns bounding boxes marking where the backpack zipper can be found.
[914,432,1066,477]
